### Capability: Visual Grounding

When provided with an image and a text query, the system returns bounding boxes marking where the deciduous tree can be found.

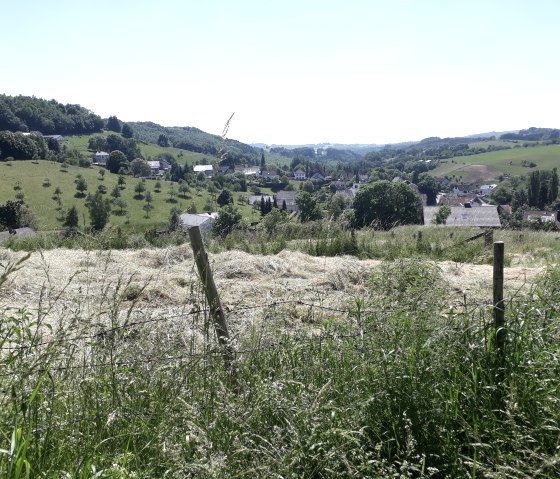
[295,192,322,222]
[74,174,88,198]
[106,116,121,133]
[217,189,233,207]
[106,150,128,174]
[353,180,422,230]
[213,204,242,237]
[130,158,151,177]
[121,123,133,139]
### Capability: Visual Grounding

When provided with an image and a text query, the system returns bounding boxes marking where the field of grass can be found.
[430,143,560,182]
[64,134,216,165]
[0,160,258,231]
[1,245,559,477]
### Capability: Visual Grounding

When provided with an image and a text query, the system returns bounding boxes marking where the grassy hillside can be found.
[0,160,257,231]
[64,134,216,165]
[429,143,560,182]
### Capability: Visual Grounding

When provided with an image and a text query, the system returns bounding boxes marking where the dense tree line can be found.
[0,95,103,134]
[0,131,48,160]
[490,168,559,213]
[501,127,560,142]
[527,169,559,209]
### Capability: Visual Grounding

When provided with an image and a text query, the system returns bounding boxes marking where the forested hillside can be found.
[501,127,560,142]
[130,121,262,165]
[0,94,103,134]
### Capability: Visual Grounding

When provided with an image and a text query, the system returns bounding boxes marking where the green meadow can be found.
[64,134,215,165]
[430,143,560,182]
[0,161,257,231]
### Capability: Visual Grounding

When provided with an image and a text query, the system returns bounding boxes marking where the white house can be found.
[294,169,306,180]
[147,161,161,175]
[93,151,110,165]
[193,165,214,177]
[179,212,218,232]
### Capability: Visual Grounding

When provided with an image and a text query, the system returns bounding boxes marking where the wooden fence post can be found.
[188,226,235,374]
[485,230,494,247]
[493,241,505,355]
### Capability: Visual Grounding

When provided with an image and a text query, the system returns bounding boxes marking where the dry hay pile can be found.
[0,247,543,340]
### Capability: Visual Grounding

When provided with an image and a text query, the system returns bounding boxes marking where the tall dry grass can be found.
[1,250,560,477]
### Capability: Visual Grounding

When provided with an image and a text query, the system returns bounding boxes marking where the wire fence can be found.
[0,293,544,354]
[1,282,556,436]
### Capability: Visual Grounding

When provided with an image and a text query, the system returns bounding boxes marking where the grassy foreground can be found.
[1,253,560,478]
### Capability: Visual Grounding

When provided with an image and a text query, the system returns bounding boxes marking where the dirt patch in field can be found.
[0,248,544,334]
[454,164,503,183]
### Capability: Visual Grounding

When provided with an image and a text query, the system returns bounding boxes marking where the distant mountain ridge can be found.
[1,94,558,161]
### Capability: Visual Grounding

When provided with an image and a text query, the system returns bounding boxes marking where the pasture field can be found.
[430,143,560,182]
[64,134,214,165]
[1,240,560,477]
[0,161,257,231]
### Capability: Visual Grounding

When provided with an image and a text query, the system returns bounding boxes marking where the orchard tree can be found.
[113,198,127,215]
[353,180,422,230]
[74,174,88,198]
[118,175,126,190]
[167,184,177,203]
[178,181,189,198]
[143,197,154,218]
[110,184,121,199]
[134,181,146,199]
[85,191,111,231]
[53,186,63,208]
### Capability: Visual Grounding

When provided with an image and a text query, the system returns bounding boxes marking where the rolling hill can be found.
[429,143,560,183]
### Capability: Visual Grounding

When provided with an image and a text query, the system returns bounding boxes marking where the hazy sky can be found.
[2,0,559,145]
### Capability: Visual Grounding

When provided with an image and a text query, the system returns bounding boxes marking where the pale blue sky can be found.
[2,0,559,145]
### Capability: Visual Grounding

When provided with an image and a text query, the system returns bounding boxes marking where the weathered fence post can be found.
[493,241,505,354]
[188,226,235,375]
[485,230,494,247]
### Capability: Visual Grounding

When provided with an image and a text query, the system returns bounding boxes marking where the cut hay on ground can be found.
[0,247,543,340]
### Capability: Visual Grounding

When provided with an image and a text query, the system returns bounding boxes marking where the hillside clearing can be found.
[430,143,560,181]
